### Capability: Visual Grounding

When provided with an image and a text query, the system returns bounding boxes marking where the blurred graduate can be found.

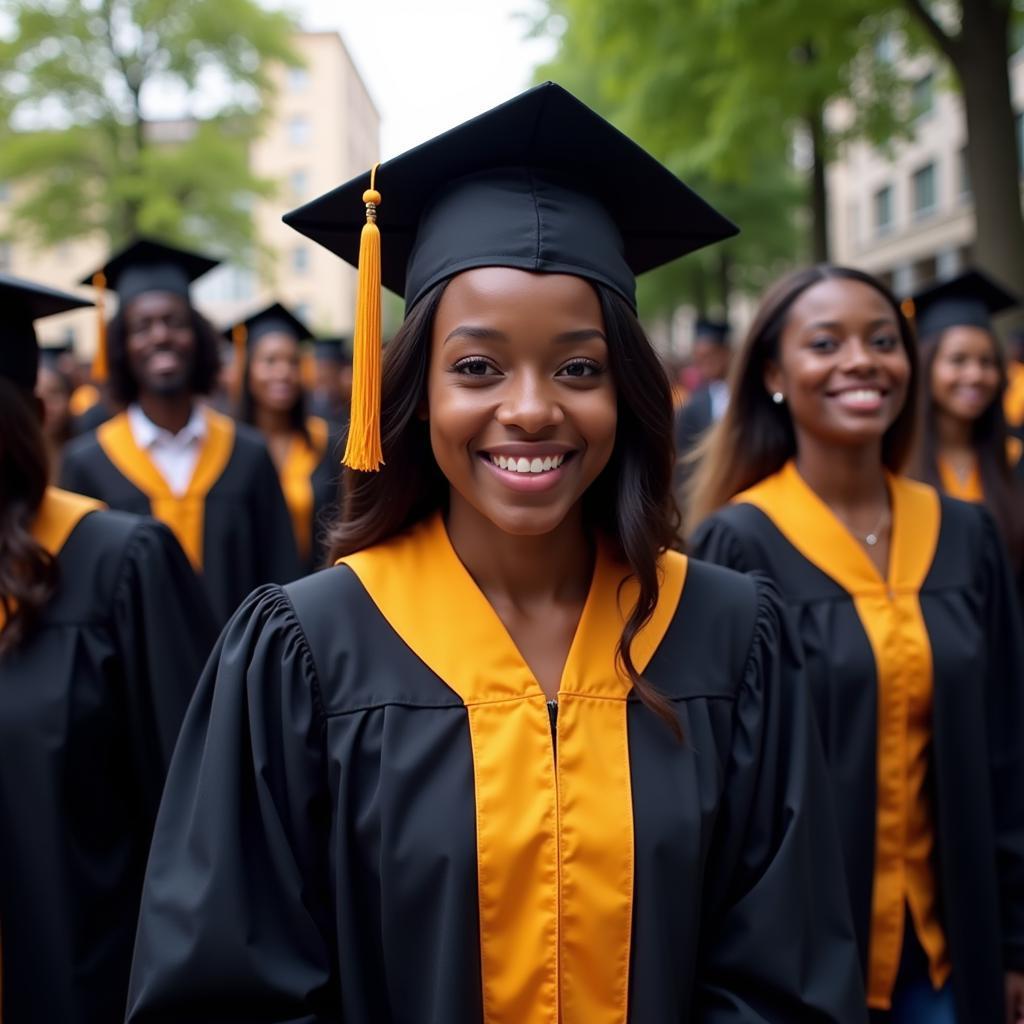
[0,273,216,1023]
[229,301,339,571]
[60,238,300,625]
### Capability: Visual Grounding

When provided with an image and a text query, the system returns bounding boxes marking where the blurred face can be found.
[765,278,911,453]
[929,326,1001,425]
[692,338,730,383]
[427,267,617,537]
[35,364,71,439]
[124,292,196,397]
[248,332,302,414]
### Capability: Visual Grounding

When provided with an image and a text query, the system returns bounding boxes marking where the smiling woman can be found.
[126,85,866,1024]
[691,264,1024,1023]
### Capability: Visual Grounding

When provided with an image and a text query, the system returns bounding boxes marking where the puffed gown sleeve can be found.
[694,579,866,1023]
[978,513,1024,971]
[113,520,219,815]
[125,585,336,1023]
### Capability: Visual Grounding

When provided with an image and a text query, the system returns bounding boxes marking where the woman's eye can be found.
[557,358,601,378]
[809,337,838,352]
[453,357,498,377]
[871,334,899,351]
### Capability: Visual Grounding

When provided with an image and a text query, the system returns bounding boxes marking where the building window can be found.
[292,246,309,274]
[0,241,10,271]
[287,116,311,147]
[874,185,893,236]
[912,161,937,217]
[912,72,934,121]
[289,168,308,200]
[287,67,310,93]
[294,302,312,324]
[959,146,970,197]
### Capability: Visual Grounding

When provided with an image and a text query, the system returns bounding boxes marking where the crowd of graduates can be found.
[1,81,1023,1024]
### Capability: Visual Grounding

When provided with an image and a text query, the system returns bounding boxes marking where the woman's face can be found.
[35,364,70,439]
[765,277,911,454]
[248,333,302,415]
[427,267,617,537]
[929,326,1001,425]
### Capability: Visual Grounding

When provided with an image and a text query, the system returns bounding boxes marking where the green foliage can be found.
[533,0,917,315]
[0,0,301,256]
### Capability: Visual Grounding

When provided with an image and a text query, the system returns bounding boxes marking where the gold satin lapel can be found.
[736,464,947,1007]
[97,409,234,569]
[340,517,686,1024]
[937,455,983,503]
[278,419,327,561]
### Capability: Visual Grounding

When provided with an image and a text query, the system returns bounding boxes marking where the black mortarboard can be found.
[282,82,738,471]
[910,269,1019,340]
[0,272,92,391]
[694,318,731,346]
[313,336,352,364]
[81,237,220,304]
[283,82,737,313]
[224,302,314,347]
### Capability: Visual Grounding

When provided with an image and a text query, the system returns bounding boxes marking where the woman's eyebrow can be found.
[554,328,607,343]
[443,325,506,345]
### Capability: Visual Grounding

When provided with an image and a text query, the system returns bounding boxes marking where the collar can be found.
[127,402,207,449]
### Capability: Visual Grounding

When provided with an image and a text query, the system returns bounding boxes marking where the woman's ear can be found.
[763,360,784,401]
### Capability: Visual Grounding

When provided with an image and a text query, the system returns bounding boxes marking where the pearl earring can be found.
[772,392,785,405]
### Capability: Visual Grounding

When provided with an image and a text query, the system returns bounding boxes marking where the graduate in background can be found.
[127,84,864,1024]
[60,238,300,625]
[308,334,353,427]
[908,270,1024,587]
[1005,329,1024,438]
[35,343,75,478]
[689,265,1024,1023]
[674,318,732,457]
[0,273,216,1024]
[229,301,339,571]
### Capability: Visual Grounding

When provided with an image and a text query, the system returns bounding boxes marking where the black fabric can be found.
[125,555,865,1022]
[59,422,301,626]
[283,82,738,313]
[911,268,1019,339]
[693,497,1024,1023]
[0,272,92,390]
[673,385,715,495]
[0,511,215,1024]
[81,237,219,303]
[695,318,730,345]
[72,398,116,436]
[226,302,314,345]
[313,337,350,364]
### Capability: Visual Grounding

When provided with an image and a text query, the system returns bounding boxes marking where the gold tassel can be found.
[342,164,383,471]
[231,322,248,403]
[90,271,108,382]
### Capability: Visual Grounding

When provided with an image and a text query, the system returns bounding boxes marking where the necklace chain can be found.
[833,502,890,547]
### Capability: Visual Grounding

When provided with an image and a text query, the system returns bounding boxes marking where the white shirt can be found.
[127,403,207,497]
[709,380,730,423]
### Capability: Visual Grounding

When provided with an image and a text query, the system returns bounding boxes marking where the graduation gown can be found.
[0,488,217,1024]
[59,406,300,625]
[692,463,1024,1022]
[127,512,865,1023]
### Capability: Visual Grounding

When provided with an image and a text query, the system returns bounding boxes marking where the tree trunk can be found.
[717,249,732,319]
[807,104,830,263]
[954,4,1024,288]
[691,262,708,318]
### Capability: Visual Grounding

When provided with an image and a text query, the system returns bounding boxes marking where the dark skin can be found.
[427,267,618,699]
[763,278,910,577]
[124,291,197,434]
[692,337,731,385]
[248,332,302,470]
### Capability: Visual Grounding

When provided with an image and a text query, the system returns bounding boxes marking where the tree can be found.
[900,0,1024,286]
[0,0,300,257]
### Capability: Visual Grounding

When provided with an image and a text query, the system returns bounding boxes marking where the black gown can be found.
[0,488,217,1024]
[127,512,866,1023]
[692,462,1024,1022]
[60,406,300,625]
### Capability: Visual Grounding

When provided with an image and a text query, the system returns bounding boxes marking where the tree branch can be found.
[902,0,961,63]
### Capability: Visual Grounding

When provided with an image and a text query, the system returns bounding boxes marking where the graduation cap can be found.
[81,237,220,383]
[223,301,314,398]
[313,336,352,365]
[0,272,92,391]
[694,318,731,346]
[283,81,738,470]
[910,269,1019,340]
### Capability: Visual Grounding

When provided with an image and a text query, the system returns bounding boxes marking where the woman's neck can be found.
[445,494,594,612]
[933,407,974,452]
[794,439,888,514]
[254,405,295,438]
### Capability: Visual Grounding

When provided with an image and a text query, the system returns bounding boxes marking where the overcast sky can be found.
[295,0,557,157]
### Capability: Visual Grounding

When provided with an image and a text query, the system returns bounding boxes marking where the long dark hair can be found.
[105,305,221,406]
[686,264,919,531]
[327,279,682,731]
[0,380,59,657]
[913,330,1024,570]
[236,334,310,443]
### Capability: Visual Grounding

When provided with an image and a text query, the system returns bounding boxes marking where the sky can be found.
[295,0,558,158]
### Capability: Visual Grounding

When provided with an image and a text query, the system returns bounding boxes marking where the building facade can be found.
[0,30,379,355]
[827,44,1024,295]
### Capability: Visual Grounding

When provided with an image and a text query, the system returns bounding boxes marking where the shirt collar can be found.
[127,403,207,449]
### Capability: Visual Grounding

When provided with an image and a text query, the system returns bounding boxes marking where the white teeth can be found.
[488,453,567,474]
[843,389,880,402]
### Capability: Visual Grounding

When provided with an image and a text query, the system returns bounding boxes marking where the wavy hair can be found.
[326,280,682,732]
